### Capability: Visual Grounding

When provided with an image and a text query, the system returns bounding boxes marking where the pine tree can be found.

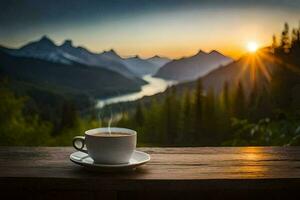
[59,100,79,132]
[163,87,180,145]
[248,81,260,120]
[194,79,204,141]
[138,98,163,144]
[181,90,192,144]
[134,101,144,126]
[202,87,217,145]
[292,29,298,44]
[233,81,246,118]
[272,34,277,54]
[280,22,290,53]
[222,81,230,111]
[290,23,300,53]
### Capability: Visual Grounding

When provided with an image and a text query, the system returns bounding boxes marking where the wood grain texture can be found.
[1,147,300,199]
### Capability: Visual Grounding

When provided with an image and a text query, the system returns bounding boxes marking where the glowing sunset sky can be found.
[1,0,300,59]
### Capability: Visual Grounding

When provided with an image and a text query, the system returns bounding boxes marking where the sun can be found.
[246,41,258,53]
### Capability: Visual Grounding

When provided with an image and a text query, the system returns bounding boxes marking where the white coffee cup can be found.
[72,127,137,164]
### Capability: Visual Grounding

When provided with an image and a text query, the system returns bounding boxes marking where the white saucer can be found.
[70,150,150,171]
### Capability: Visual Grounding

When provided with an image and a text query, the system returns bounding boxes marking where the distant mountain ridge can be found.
[146,55,171,69]
[0,50,145,99]
[154,50,233,82]
[0,36,171,78]
[164,49,283,96]
[123,55,168,76]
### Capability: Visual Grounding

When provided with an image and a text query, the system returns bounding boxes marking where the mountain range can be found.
[154,50,233,82]
[0,50,146,99]
[0,35,239,105]
[0,36,170,78]
[165,49,287,97]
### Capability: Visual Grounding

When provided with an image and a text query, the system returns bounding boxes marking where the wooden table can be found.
[1,147,300,199]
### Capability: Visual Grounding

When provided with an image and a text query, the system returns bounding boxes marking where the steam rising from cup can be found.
[97,109,113,135]
[98,100,126,136]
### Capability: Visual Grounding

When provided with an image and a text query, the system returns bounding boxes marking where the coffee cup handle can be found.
[72,136,88,153]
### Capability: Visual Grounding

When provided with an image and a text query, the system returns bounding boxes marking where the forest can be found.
[1,22,300,146]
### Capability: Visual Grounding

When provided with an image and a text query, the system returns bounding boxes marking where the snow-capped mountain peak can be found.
[0,36,172,78]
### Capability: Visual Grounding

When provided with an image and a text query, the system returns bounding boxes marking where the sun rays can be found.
[236,50,273,91]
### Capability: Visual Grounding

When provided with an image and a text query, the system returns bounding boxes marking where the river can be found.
[96,75,176,108]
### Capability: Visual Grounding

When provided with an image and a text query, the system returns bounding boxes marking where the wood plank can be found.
[1,147,300,179]
[0,147,300,193]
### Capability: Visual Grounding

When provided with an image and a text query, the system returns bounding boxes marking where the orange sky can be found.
[1,6,300,60]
